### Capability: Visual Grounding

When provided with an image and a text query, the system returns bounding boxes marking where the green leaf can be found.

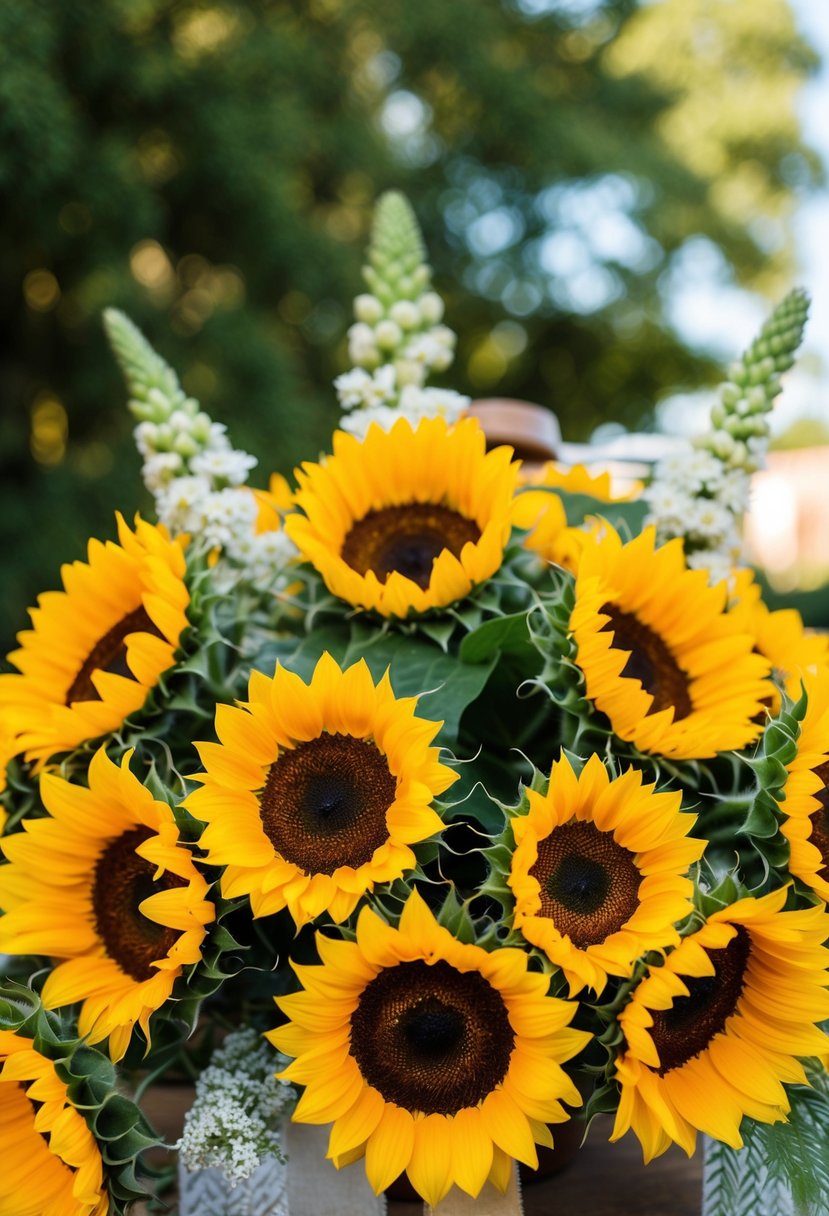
[556,491,649,536]
[459,612,531,664]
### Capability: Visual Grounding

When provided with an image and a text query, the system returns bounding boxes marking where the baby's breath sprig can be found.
[177,1028,296,1185]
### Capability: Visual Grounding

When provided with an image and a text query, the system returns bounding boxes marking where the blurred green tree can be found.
[0,0,819,648]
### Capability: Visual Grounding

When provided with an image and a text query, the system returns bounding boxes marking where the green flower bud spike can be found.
[697,288,810,473]
[103,307,195,424]
[362,190,431,307]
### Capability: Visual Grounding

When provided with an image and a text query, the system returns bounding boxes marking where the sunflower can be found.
[513,463,641,570]
[610,887,829,1162]
[268,889,589,1206]
[508,754,704,995]
[518,461,642,507]
[0,748,214,1062]
[186,653,456,928]
[777,670,829,902]
[728,568,829,707]
[0,1029,108,1215]
[0,514,189,769]
[284,416,518,617]
[570,525,770,760]
[252,472,295,533]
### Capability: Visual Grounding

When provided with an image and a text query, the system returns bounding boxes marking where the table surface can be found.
[136,1095,702,1216]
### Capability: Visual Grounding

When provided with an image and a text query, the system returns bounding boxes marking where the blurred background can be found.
[2,0,828,652]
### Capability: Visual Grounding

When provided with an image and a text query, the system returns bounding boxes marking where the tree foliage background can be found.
[0,0,819,649]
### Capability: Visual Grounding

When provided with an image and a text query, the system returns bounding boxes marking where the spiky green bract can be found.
[701,288,810,473]
[103,307,194,425]
[0,983,159,1213]
[363,190,430,305]
[699,689,806,893]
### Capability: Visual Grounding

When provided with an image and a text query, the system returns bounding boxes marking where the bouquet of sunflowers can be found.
[1,192,828,1216]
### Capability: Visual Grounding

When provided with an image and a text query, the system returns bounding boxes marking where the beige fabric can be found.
[427,1166,524,1216]
[284,1121,387,1216]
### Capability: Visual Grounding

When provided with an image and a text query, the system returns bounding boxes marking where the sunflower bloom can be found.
[0,1030,108,1216]
[252,472,295,533]
[778,670,829,902]
[0,749,214,1061]
[611,888,829,1162]
[508,754,704,995]
[729,568,829,708]
[185,653,457,928]
[0,514,189,769]
[514,462,640,569]
[285,416,518,617]
[570,526,770,760]
[268,890,589,1206]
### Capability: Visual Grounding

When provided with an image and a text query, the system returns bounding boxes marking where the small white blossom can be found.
[393,357,428,389]
[683,498,733,543]
[403,332,444,368]
[643,483,696,530]
[418,291,445,324]
[333,368,373,409]
[191,449,259,486]
[353,293,384,324]
[347,322,381,367]
[168,408,198,432]
[374,318,403,350]
[334,365,397,412]
[389,300,420,330]
[717,469,751,515]
[199,489,259,554]
[178,1029,296,1185]
[656,450,725,495]
[143,451,185,492]
[245,531,299,591]
[156,475,212,533]
[134,420,161,459]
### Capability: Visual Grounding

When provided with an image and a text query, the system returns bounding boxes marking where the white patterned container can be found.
[702,1135,796,1216]
[179,1151,289,1216]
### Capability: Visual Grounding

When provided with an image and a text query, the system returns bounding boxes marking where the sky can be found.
[661,0,829,439]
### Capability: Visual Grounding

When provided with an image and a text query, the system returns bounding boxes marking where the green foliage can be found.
[704,1076,829,1216]
[0,0,819,650]
[750,1075,829,1216]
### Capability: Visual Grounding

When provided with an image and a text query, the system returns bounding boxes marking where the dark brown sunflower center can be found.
[599,603,692,720]
[66,606,162,704]
[349,959,514,1114]
[530,820,641,947]
[92,826,186,983]
[340,504,481,589]
[648,927,750,1075]
[259,734,396,874]
[809,760,829,882]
